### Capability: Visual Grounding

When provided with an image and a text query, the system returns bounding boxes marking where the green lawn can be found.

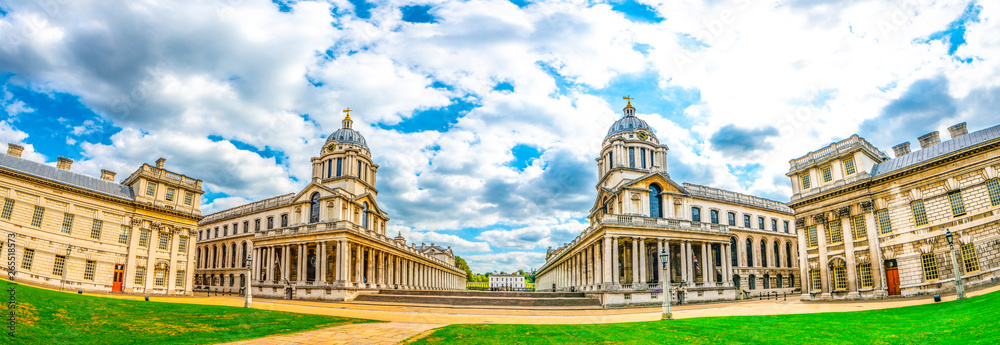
[0,280,373,345]
[415,290,1000,344]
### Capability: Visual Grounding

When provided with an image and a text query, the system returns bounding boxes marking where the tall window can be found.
[710,210,719,224]
[730,237,738,267]
[987,178,1000,206]
[53,255,66,276]
[640,148,647,168]
[221,246,227,268]
[231,243,237,267]
[223,225,228,236]
[748,274,756,290]
[961,244,980,274]
[179,236,189,252]
[648,184,662,218]
[785,242,792,268]
[801,175,811,189]
[822,166,832,183]
[280,214,288,227]
[876,209,892,234]
[31,206,45,228]
[134,267,146,285]
[61,214,74,234]
[832,264,847,291]
[921,253,939,281]
[852,215,867,240]
[1,198,14,220]
[758,217,764,230]
[810,269,821,292]
[691,207,701,222]
[744,215,751,228]
[267,217,274,229]
[911,200,928,226]
[184,192,193,205]
[826,221,842,245]
[21,249,34,270]
[139,229,150,247]
[745,238,753,267]
[783,221,789,233]
[773,241,780,267]
[776,274,783,288]
[146,182,156,196]
[858,263,873,289]
[807,226,818,248]
[629,147,635,168]
[90,220,103,240]
[760,240,767,267]
[176,270,186,289]
[771,219,777,232]
[310,192,321,223]
[948,190,966,217]
[241,242,248,267]
[84,260,96,281]
[165,188,175,201]
[255,219,261,231]
[357,159,362,177]
[336,158,343,176]
[844,158,856,175]
[118,225,130,244]
[763,274,770,289]
[154,267,167,287]
[608,152,614,168]
[728,212,736,226]
[243,221,249,233]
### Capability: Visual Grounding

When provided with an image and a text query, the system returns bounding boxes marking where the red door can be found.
[885,259,900,296]
[113,264,125,292]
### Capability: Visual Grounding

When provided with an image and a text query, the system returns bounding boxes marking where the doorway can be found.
[112,264,124,292]
[885,259,900,296]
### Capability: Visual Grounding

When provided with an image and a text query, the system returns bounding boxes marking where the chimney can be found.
[155,157,166,169]
[892,142,911,157]
[56,157,74,171]
[948,122,968,139]
[917,131,941,149]
[100,169,117,182]
[6,144,23,158]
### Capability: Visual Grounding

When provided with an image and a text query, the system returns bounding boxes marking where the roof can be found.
[605,104,652,139]
[0,154,134,200]
[683,183,793,214]
[870,124,1000,177]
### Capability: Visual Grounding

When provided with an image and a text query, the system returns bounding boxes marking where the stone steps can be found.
[374,289,586,298]
[352,290,601,307]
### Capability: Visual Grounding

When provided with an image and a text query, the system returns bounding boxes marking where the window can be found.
[267,217,274,229]
[774,241,780,268]
[763,274,770,289]
[327,159,332,178]
[158,232,170,250]
[961,244,980,274]
[280,214,288,227]
[184,192,193,205]
[154,268,166,287]
[745,238,753,267]
[139,229,150,247]
[629,147,635,168]
[728,212,736,226]
[771,219,777,232]
[822,166,833,183]
[1,198,14,220]
[844,158,856,175]
[744,215,751,228]
[176,270,186,289]
[649,184,663,218]
[876,209,891,234]
[310,192,321,223]
[31,206,45,228]
[336,158,342,176]
[61,213,74,234]
[710,210,719,224]
[858,263,873,289]
[84,260,96,281]
[255,219,261,231]
[89,220,103,240]
[852,215,867,240]
[785,242,792,268]
[748,274,756,289]
[179,236,189,252]
[134,266,146,285]
[911,200,928,227]
[784,221,789,233]
[118,225,130,244]
[730,237,738,267]
[640,148,647,168]
[165,188,175,201]
[948,190,966,217]
[243,221,249,233]
[223,225,228,236]
[760,240,767,267]
[832,264,847,291]
[21,249,34,270]
[810,269,821,292]
[988,178,1000,206]
[826,221,842,245]
[691,207,701,222]
[801,175,811,189]
[807,226,818,248]
[146,182,156,196]
[921,253,939,281]
[53,255,66,276]
[214,227,218,237]
[758,217,765,230]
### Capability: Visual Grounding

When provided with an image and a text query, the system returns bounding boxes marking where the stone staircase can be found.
[352,290,602,308]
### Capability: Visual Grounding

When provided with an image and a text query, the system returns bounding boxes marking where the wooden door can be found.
[113,264,125,292]
[885,259,900,296]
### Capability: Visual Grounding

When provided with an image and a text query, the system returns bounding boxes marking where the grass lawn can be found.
[415,290,1000,344]
[0,280,374,345]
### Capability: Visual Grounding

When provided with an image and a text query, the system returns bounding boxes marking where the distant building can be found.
[489,273,525,289]
[0,146,203,295]
[787,122,1000,300]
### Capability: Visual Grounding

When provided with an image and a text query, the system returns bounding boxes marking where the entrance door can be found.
[112,264,125,292]
[885,259,900,296]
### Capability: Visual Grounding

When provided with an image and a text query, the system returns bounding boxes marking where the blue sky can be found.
[1,0,997,273]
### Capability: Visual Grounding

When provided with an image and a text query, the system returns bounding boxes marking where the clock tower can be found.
[311,110,379,198]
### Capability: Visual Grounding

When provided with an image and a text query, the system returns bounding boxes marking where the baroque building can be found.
[788,122,1000,300]
[0,146,203,295]
[535,101,799,306]
[194,112,464,300]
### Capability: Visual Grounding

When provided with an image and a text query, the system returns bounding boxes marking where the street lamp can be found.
[245,254,253,308]
[945,229,966,299]
[659,248,672,320]
[61,245,73,291]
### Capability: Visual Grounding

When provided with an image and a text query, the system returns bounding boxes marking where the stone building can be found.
[194,112,465,301]
[489,273,525,289]
[787,122,1000,300]
[535,101,799,306]
[0,146,203,295]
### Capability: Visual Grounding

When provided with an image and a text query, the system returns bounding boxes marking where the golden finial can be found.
[343,108,352,120]
[623,96,634,107]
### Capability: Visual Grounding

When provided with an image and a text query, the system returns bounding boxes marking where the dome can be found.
[605,102,651,138]
[325,111,369,149]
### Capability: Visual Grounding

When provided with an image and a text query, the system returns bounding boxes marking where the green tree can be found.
[455,256,473,282]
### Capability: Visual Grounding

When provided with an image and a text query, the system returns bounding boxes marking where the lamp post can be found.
[945,229,966,299]
[245,254,253,308]
[61,245,73,291]
[659,248,672,320]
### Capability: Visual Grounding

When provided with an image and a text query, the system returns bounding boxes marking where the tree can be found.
[455,256,473,282]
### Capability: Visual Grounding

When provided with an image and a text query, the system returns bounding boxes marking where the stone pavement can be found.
[220,322,441,345]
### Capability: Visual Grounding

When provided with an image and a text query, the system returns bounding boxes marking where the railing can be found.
[200,193,295,224]
[683,183,793,213]
[600,215,729,234]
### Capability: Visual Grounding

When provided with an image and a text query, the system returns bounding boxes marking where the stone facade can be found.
[788,123,1000,300]
[194,113,465,301]
[535,101,799,307]
[0,147,203,295]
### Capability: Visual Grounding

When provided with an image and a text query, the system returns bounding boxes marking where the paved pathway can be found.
[220,322,441,345]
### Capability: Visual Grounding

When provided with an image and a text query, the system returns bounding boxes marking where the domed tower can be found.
[596,98,669,189]
[311,110,379,197]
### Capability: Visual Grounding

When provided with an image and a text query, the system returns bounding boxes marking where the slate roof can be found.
[0,154,135,200]
[870,124,1000,177]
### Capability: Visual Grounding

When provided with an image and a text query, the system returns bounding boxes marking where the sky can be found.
[0,0,997,274]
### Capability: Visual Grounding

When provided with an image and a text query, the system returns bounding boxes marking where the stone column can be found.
[283,245,291,282]
[797,226,810,297]
[612,237,620,285]
[639,238,647,286]
[705,242,714,285]
[816,222,830,298]
[679,241,688,284]
[864,212,886,296]
[723,244,732,286]
[595,242,604,288]
[841,216,858,297]
[298,244,306,283]
[267,246,276,282]
[631,238,639,285]
[317,242,326,283]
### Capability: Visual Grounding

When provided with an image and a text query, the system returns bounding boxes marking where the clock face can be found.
[637,132,649,140]
[326,144,335,152]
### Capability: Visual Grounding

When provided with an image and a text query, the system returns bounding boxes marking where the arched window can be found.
[240,274,246,288]
[362,202,370,229]
[648,184,663,218]
[212,246,218,268]
[220,245,227,268]
[229,274,235,287]
[777,274,783,288]
[231,243,237,267]
[789,274,795,288]
[760,239,768,267]
[774,240,780,268]
[241,242,248,267]
[196,247,201,269]
[763,274,770,289]
[745,238,753,267]
[691,207,701,222]
[748,274,756,289]
[730,237,738,267]
[310,192,321,223]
